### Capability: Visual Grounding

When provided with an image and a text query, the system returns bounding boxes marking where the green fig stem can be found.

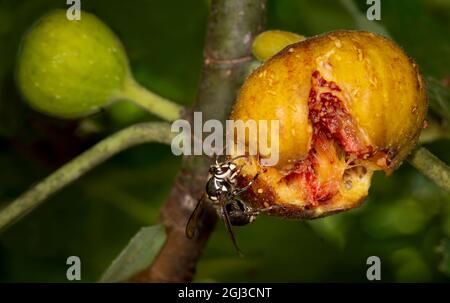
[118,76,183,121]
[408,147,450,194]
[0,122,175,233]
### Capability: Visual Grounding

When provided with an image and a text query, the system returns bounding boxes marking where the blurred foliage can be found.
[427,77,450,122]
[100,224,166,282]
[437,238,450,276]
[0,0,450,282]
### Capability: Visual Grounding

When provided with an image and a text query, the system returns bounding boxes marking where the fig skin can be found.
[16,10,129,118]
[252,30,305,62]
[230,30,427,218]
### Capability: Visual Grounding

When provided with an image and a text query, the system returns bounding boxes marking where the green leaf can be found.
[99,224,166,282]
[339,0,391,37]
[437,238,450,276]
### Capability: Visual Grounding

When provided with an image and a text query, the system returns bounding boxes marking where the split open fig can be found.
[230,30,427,218]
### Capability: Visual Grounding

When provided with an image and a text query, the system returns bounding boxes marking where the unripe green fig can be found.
[16,10,181,120]
[16,9,128,118]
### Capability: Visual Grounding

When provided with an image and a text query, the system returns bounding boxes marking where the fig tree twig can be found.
[408,147,450,194]
[0,122,174,232]
[129,0,267,282]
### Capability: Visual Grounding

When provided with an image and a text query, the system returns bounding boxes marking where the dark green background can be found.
[0,0,450,282]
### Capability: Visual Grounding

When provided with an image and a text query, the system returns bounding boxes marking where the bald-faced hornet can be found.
[185,155,259,253]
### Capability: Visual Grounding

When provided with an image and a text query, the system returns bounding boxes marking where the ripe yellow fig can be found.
[252,30,305,62]
[230,30,427,218]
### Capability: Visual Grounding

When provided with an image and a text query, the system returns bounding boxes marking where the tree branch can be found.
[408,147,450,194]
[129,0,267,282]
[0,122,173,232]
